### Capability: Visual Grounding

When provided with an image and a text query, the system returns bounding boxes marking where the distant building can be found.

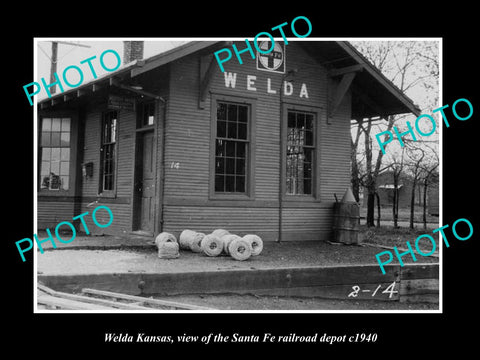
[360,171,439,215]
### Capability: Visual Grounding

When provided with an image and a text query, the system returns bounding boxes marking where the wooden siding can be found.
[37,200,76,229]
[77,103,137,235]
[162,41,352,241]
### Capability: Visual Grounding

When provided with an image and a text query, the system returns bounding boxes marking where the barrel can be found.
[333,198,360,245]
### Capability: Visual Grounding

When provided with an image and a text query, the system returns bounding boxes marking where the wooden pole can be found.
[49,41,58,94]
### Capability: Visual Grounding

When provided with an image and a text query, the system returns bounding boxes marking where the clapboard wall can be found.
[162,42,351,241]
[76,101,136,235]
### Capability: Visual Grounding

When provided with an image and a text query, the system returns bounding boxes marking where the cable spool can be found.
[221,234,241,255]
[201,234,223,257]
[242,234,263,256]
[228,238,252,261]
[212,229,230,238]
[155,232,177,248]
[189,232,206,253]
[157,241,180,259]
[179,229,199,250]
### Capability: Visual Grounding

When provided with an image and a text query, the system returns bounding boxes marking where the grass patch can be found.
[359,224,439,254]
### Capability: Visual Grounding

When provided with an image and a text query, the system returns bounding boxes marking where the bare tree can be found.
[418,144,439,229]
[405,145,426,229]
[351,40,439,228]
[391,147,406,228]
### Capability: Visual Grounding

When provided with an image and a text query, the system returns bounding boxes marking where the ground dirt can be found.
[152,293,437,311]
[36,225,440,311]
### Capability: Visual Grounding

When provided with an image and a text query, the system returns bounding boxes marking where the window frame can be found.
[209,93,256,200]
[99,110,119,197]
[38,115,75,195]
[137,101,156,129]
[281,103,322,201]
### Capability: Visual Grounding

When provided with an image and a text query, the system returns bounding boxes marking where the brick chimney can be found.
[123,41,144,65]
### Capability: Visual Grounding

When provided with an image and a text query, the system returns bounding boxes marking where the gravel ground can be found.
[36,240,438,276]
[152,293,438,311]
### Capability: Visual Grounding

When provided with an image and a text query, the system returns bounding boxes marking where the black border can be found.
[7,6,479,355]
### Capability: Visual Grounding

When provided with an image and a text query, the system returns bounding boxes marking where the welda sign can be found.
[223,72,310,99]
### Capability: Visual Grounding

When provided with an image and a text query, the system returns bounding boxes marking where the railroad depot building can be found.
[37,40,420,242]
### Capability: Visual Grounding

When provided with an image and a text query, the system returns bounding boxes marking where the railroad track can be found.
[37,283,215,311]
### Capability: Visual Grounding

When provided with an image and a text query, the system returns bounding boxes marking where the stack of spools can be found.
[155,232,180,259]
[178,228,263,261]
[157,229,264,261]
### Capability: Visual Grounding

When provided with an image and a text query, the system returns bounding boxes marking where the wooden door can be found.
[139,131,155,232]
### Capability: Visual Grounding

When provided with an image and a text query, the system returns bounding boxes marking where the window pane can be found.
[41,132,50,146]
[304,148,312,162]
[303,161,312,178]
[227,104,237,121]
[236,142,246,158]
[297,113,305,129]
[305,130,313,146]
[303,179,312,195]
[305,114,313,131]
[61,176,69,190]
[111,119,117,141]
[288,112,296,129]
[217,103,227,120]
[50,161,60,175]
[225,175,235,192]
[51,118,61,131]
[217,120,226,138]
[51,148,60,161]
[42,148,51,161]
[42,118,51,131]
[142,103,155,126]
[227,121,237,138]
[215,175,224,192]
[51,132,61,146]
[286,178,293,194]
[238,106,248,123]
[60,161,69,175]
[226,158,235,174]
[236,176,245,192]
[41,161,50,175]
[61,118,71,132]
[215,157,225,174]
[236,158,245,175]
[61,132,70,146]
[238,123,247,140]
[215,139,225,156]
[226,141,235,157]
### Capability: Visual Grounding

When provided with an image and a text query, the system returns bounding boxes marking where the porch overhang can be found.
[300,41,422,120]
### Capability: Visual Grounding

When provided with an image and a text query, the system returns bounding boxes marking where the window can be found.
[286,110,315,195]
[214,101,249,194]
[138,102,155,127]
[100,111,117,192]
[40,118,71,191]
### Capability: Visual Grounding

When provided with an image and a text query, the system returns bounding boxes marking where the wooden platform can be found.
[37,284,215,310]
[38,263,439,307]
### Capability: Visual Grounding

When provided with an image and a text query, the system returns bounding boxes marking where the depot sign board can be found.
[214,16,313,73]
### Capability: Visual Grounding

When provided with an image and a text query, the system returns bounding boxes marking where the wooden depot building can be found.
[37,40,420,242]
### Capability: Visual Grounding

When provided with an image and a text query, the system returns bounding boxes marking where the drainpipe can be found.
[156,97,167,235]
[278,69,297,243]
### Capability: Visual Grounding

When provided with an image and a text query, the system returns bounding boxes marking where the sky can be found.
[35,39,188,100]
